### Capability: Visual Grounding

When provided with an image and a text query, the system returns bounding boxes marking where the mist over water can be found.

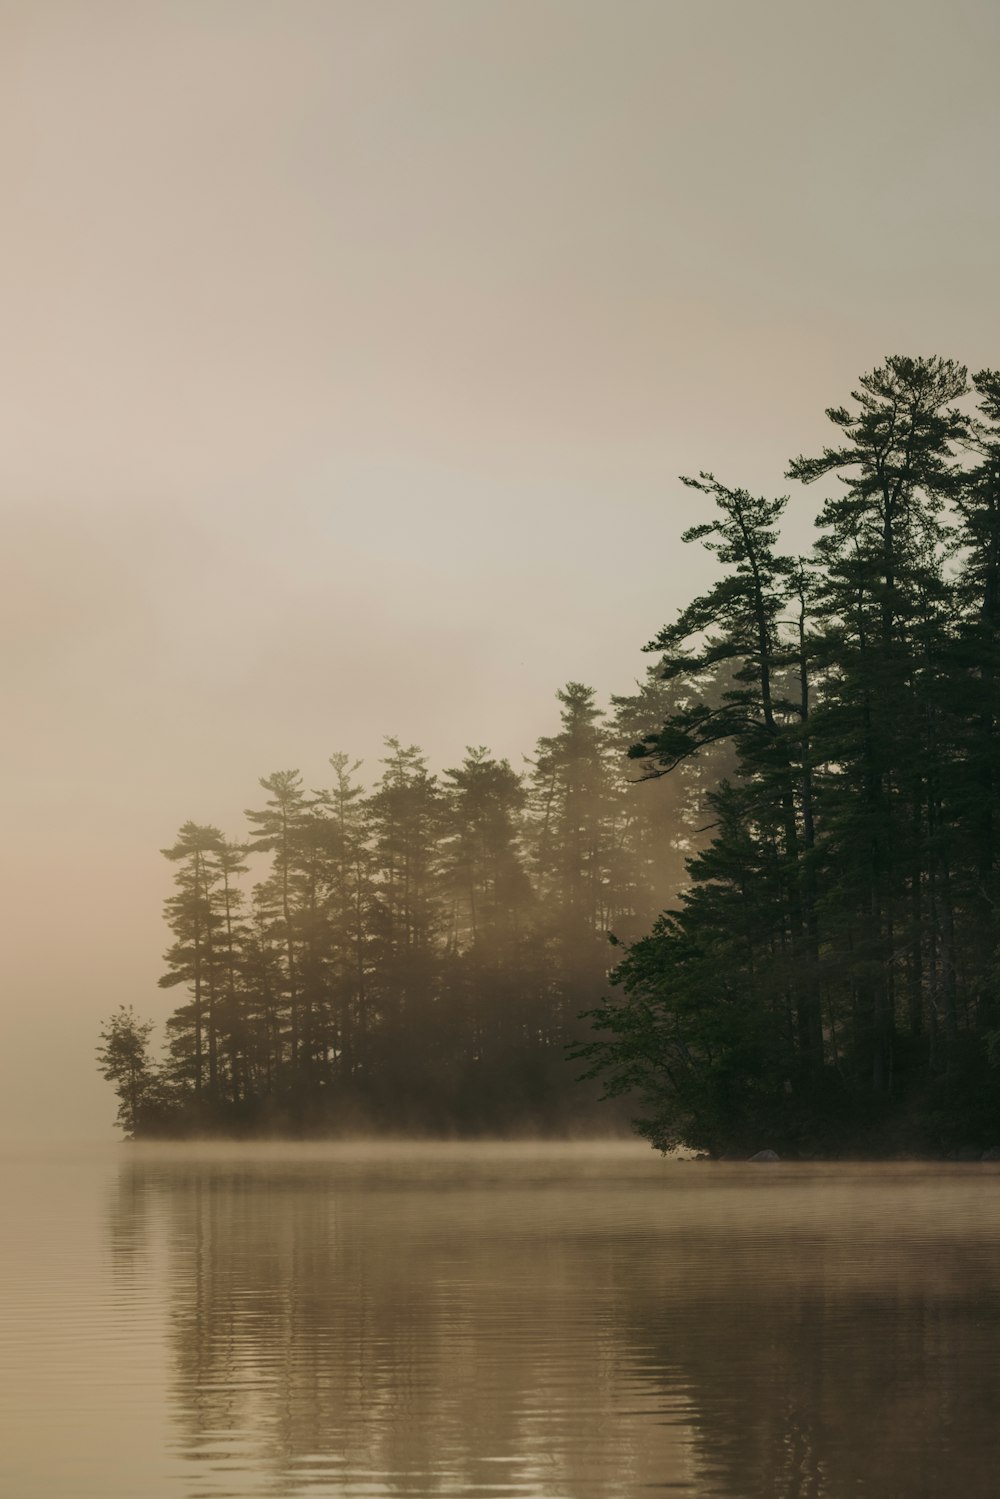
[4,1142,1000,1498]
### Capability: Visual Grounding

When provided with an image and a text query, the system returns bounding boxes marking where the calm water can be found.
[2,1143,999,1498]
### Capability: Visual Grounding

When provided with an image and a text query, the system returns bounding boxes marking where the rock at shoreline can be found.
[748,1149,780,1162]
[981,1147,1000,1162]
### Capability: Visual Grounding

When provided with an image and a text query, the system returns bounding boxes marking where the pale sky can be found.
[2,0,999,1140]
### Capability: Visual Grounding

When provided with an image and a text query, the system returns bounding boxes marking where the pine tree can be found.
[529,684,616,1037]
[438,748,539,1112]
[788,356,969,1084]
[316,753,374,1082]
[245,771,314,1081]
[214,839,250,1105]
[365,740,443,1111]
[578,356,1000,1155]
[159,822,226,1106]
[96,1006,161,1137]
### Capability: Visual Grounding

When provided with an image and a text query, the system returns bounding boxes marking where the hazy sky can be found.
[3,0,999,1140]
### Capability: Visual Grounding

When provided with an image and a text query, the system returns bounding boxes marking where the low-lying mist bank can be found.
[115,1104,639,1146]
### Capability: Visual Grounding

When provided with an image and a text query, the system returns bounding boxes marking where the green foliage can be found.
[98,687,692,1137]
[579,355,1000,1157]
[95,354,1000,1154]
[95,1007,164,1138]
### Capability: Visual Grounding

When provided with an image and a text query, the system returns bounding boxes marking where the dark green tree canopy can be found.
[98,354,1000,1157]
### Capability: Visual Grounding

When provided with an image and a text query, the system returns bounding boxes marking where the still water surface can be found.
[2,1143,999,1498]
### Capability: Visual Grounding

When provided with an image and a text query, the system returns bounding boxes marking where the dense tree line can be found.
[98,682,721,1136]
[578,357,1000,1157]
[99,353,1000,1153]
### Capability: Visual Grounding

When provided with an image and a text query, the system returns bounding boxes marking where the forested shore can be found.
[580,357,1000,1158]
[97,683,713,1139]
[100,356,1000,1156]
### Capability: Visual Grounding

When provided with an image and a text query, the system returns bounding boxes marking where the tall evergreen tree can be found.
[159,822,226,1105]
[580,357,1000,1156]
[316,753,373,1082]
[788,356,969,1084]
[245,771,314,1081]
[365,740,443,1110]
[96,1006,162,1138]
[438,748,539,1109]
[529,685,616,1027]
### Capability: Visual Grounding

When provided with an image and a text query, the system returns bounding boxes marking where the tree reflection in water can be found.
[108,1150,1000,1499]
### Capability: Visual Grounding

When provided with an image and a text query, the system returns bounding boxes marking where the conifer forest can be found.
[100,357,1000,1155]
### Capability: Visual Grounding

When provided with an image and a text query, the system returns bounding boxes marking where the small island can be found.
[100,357,1000,1162]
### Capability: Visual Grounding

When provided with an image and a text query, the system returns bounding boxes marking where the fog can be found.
[3,0,1000,1141]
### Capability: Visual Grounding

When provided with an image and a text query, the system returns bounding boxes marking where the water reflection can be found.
[109,1149,1000,1498]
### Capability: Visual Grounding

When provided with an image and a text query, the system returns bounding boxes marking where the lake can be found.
[2,1142,999,1497]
